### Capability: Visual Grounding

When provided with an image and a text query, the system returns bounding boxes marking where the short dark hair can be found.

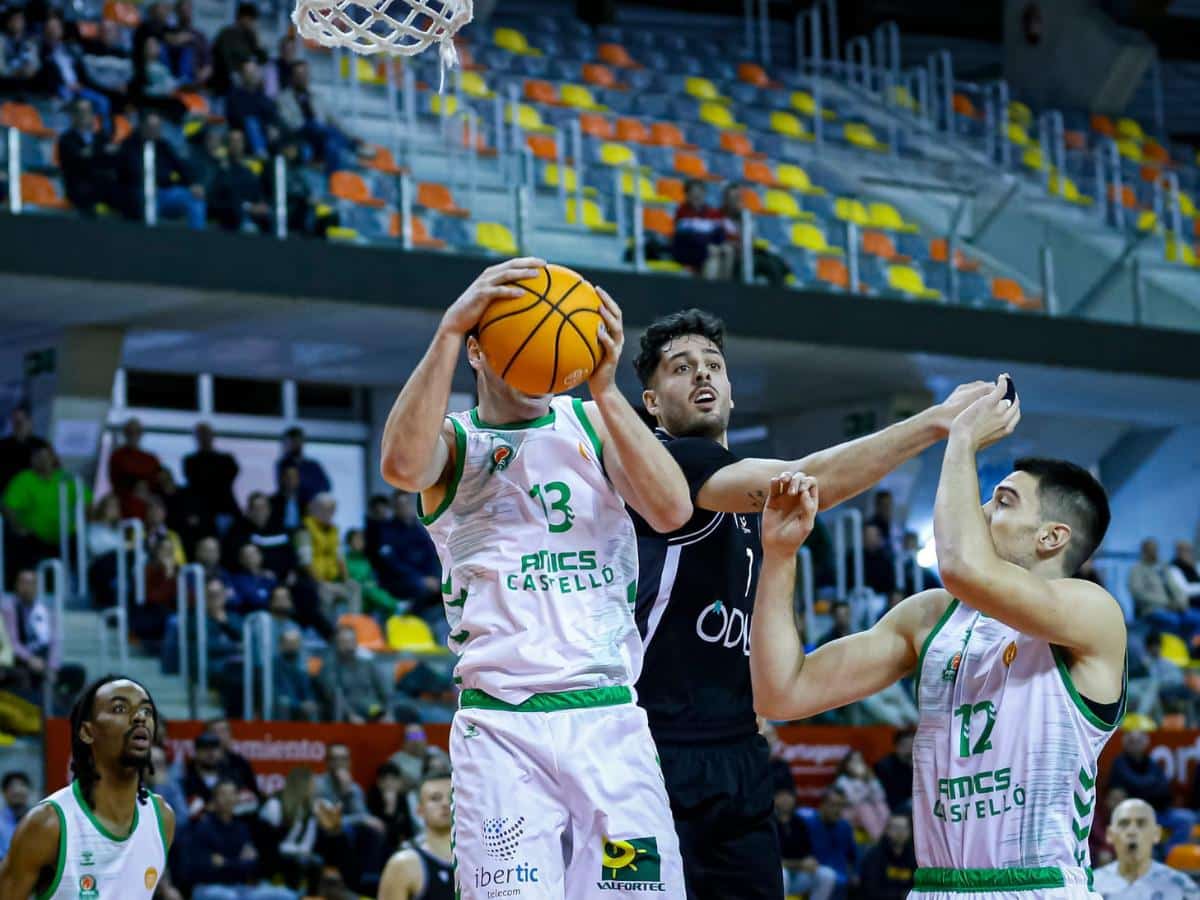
[2,771,30,791]
[1014,457,1110,575]
[283,426,303,439]
[235,1,258,18]
[633,309,725,387]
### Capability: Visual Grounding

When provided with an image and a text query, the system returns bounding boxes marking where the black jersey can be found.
[414,842,455,900]
[629,430,761,743]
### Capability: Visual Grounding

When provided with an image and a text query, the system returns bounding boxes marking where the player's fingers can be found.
[480,285,526,300]
[489,267,543,286]
[596,286,622,318]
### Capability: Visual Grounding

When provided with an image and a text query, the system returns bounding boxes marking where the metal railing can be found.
[176,562,204,718]
[7,126,21,214]
[797,547,815,645]
[57,475,86,599]
[37,558,65,712]
[242,612,274,720]
[104,518,145,670]
[833,508,864,601]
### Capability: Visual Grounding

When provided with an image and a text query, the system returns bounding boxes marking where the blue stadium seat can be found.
[668,97,700,121]
[643,51,672,72]
[602,91,637,114]
[478,47,515,71]
[958,271,990,304]
[431,214,472,249]
[727,83,761,107]
[564,38,597,59]
[548,59,582,81]
[632,94,672,118]
[513,55,550,76]
[896,233,928,260]
[923,263,951,297]
[703,60,736,81]
[595,24,624,42]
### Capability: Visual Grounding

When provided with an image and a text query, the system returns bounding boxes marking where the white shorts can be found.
[909,866,1100,900]
[449,686,685,899]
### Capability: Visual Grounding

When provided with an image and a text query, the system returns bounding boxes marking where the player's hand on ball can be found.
[949,375,1020,449]
[934,380,997,435]
[439,257,546,338]
[761,471,818,557]
[587,286,625,396]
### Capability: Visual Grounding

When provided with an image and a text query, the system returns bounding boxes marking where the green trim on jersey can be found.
[1050,646,1125,732]
[915,598,959,708]
[73,780,138,842]
[417,418,468,526]
[913,866,1066,892]
[571,398,604,463]
[151,794,170,857]
[459,685,631,712]
[36,801,68,900]
[469,408,556,430]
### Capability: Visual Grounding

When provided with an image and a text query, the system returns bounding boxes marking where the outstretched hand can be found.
[949,375,1021,450]
[439,257,546,338]
[761,472,819,558]
[587,286,625,397]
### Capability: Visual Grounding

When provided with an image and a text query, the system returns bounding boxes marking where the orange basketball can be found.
[477,264,604,395]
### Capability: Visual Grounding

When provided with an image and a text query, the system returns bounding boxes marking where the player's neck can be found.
[86,767,140,832]
[422,830,453,862]
[476,389,551,427]
[656,421,729,448]
[1118,856,1152,881]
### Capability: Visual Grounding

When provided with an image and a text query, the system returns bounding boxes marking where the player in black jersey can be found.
[627,310,996,899]
[378,773,454,900]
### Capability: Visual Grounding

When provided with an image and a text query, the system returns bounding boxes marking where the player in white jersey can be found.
[1094,798,1200,899]
[380,259,693,898]
[751,377,1127,900]
[0,675,175,899]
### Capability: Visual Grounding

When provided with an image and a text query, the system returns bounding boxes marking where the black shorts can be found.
[657,733,783,900]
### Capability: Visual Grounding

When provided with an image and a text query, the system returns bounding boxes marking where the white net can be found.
[292,0,472,60]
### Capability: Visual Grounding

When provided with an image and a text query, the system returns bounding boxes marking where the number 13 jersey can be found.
[419,396,641,705]
[913,599,1126,878]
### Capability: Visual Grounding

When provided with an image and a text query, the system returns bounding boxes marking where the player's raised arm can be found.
[583,289,692,533]
[933,379,1126,655]
[697,381,996,514]
[0,803,61,897]
[380,258,545,493]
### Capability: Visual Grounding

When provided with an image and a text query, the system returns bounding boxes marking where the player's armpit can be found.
[0,803,61,898]
[378,850,423,900]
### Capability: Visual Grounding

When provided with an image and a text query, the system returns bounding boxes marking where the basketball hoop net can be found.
[292,0,472,75]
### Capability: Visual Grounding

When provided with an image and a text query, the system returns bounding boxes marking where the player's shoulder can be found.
[1151,860,1196,888]
[380,846,424,893]
[8,801,62,855]
[149,792,176,843]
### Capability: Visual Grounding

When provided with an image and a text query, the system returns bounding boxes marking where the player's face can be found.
[418,778,452,831]
[81,680,156,770]
[643,334,732,440]
[466,336,553,415]
[981,472,1044,569]
[1108,802,1158,868]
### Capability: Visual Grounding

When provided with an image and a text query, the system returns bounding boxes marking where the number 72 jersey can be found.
[913,600,1125,878]
[419,396,642,706]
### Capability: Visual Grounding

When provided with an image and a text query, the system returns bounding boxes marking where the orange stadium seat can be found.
[176,92,211,116]
[338,613,387,651]
[615,117,651,144]
[1143,140,1170,164]
[598,42,638,68]
[655,177,686,203]
[862,230,899,261]
[525,133,558,161]
[1166,844,1200,873]
[0,102,55,138]
[388,213,447,249]
[524,79,559,105]
[738,187,764,215]
[930,238,980,271]
[643,207,675,238]
[112,114,133,143]
[992,277,1041,310]
[737,62,771,88]
[673,151,718,181]
[742,159,779,187]
[815,256,850,290]
[1108,184,1138,210]
[582,63,617,90]
[650,122,692,149]
[580,113,614,140]
[416,182,469,217]
[1091,114,1115,137]
[720,131,758,157]
[329,171,386,208]
[103,0,139,25]
[952,93,978,119]
[1064,129,1087,151]
[20,174,70,210]
[363,144,404,175]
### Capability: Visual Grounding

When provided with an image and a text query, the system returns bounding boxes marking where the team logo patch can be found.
[78,874,99,898]
[600,836,661,882]
[942,652,962,682]
[482,816,525,860]
[80,851,94,867]
[144,867,158,890]
[488,440,516,473]
[1003,641,1018,667]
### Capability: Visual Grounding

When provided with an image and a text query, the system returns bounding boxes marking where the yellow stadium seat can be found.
[494,27,540,55]
[834,197,870,226]
[791,90,833,119]
[505,103,554,133]
[1116,139,1142,162]
[1006,122,1031,146]
[1022,146,1046,171]
[1008,100,1032,127]
[1179,192,1197,218]
[1116,117,1145,142]
[769,111,810,140]
[763,189,802,217]
[561,84,603,111]
[339,56,383,84]
[844,122,886,152]
[1135,210,1159,233]
[476,221,519,255]
[597,141,637,167]
[684,76,722,101]
[1161,632,1193,666]
[790,222,841,255]
[646,259,690,274]
[890,84,917,111]
[775,164,824,195]
[1048,173,1093,206]
[542,164,599,198]
[1122,712,1157,732]
[386,614,439,652]
[567,197,618,233]
[700,102,741,130]
[461,70,494,99]
[429,94,459,116]
[887,265,942,300]
[867,201,918,233]
[619,170,670,202]
[326,226,362,243]
[1166,237,1198,266]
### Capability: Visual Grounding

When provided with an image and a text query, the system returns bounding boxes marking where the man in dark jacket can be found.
[116,110,206,228]
[365,492,440,609]
[183,780,278,895]
[858,814,916,900]
[274,627,318,720]
[183,422,240,534]
[210,1,265,95]
[874,728,915,812]
[57,97,117,214]
[225,59,279,157]
[1108,729,1173,812]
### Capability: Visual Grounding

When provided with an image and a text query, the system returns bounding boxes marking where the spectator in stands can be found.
[0,9,40,92]
[197,535,234,586]
[202,578,246,713]
[318,624,393,723]
[271,463,305,531]
[316,743,386,836]
[168,0,211,86]
[211,1,266,95]
[209,717,259,798]
[1169,540,1200,606]
[1108,729,1172,812]
[277,60,360,173]
[819,601,853,646]
[388,724,450,786]
[832,749,890,841]
[898,531,940,594]
[225,492,293,577]
[129,34,189,120]
[261,137,322,236]
[0,408,48,494]
[367,761,416,851]
[276,427,331,508]
[184,726,258,816]
[804,786,858,897]
[265,585,298,644]
[719,183,790,286]
[0,568,83,704]
[365,491,440,614]
[138,538,179,641]
[874,727,915,813]
[226,59,280,158]
[184,780,293,900]
[58,98,117,215]
[184,423,240,535]
[1129,538,1193,635]
[116,111,207,230]
[210,128,271,231]
[108,418,161,520]
[38,14,111,126]
[230,544,277,614]
[1128,630,1188,719]
[257,766,347,891]
[300,493,352,607]
[132,1,172,68]
[274,627,318,721]
[858,813,916,900]
[3,445,88,575]
[263,32,298,97]
[344,528,401,618]
[149,744,188,822]
[0,771,29,857]
[856,523,897,596]
[146,494,187,565]
[157,465,206,553]
[85,493,123,607]
[671,179,730,279]
[867,490,896,552]
[774,784,837,900]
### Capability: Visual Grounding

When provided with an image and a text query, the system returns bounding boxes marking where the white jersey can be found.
[37,781,167,900]
[420,396,641,704]
[1094,861,1200,899]
[912,599,1125,887]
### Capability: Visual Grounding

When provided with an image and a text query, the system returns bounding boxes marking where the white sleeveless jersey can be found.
[37,781,167,900]
[913,599,1125,878]
[420,396,641,703]
[1094,860,1200,899]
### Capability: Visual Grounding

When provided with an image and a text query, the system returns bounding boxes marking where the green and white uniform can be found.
[912,599,1125,899]
[36,781,168,900]
[421,397,683,899]
[1093,860,1200,899]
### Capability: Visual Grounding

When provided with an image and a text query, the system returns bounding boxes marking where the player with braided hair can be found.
[0,675,175,898]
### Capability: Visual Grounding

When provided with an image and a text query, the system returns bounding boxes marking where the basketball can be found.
[476,264,604,396]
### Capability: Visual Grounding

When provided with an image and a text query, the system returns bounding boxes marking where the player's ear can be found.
[642,388,659,417]
[78,722,94,746]
[1039,522,1071,556]
[465,336,483,371]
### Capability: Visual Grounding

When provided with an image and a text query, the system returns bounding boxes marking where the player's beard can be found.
[674,404,730,441]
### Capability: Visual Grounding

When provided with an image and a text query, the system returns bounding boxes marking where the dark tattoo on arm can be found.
[747,489,767,511]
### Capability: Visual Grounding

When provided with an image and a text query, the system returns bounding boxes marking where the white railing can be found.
[7,126,21,214]
[241,612,274,720]
[176,562,204,718]
[797,546,816,644]
[37,557,65,711]
[833,507,864,601]
[57,475,86,599]
[102,517,145,670]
